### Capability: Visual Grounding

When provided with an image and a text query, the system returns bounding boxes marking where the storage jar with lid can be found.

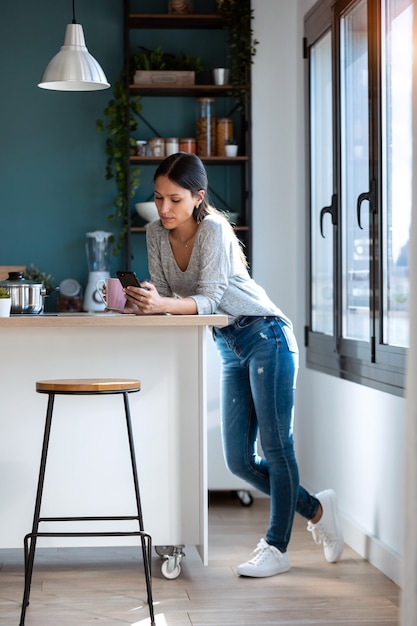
[196,98,216,157]
[179,138,196,153]
[216,118,234,156]
[135,140,147,156]
[165,138,179,156]
[58,278,82,312]
[148,137,165,157]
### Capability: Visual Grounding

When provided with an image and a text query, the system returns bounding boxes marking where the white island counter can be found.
[0,313,227,565]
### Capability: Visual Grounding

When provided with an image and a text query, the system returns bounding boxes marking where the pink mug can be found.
[96,278,126,312]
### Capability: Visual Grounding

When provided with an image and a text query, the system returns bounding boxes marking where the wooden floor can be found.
[0,492,400,625]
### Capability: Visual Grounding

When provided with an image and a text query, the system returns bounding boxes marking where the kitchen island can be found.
[0,313,227,567]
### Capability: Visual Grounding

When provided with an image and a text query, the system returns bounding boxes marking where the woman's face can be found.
[154,175,203,231]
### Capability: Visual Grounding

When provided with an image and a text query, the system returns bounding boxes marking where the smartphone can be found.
[117,270,141,289]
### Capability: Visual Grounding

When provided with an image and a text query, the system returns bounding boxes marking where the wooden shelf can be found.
[130,156,248,164]
[128,14,225,29]
[128,84,245,97]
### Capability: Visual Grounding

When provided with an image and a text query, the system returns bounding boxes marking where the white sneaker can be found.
[307,489,344,562]
[236,538,290,577]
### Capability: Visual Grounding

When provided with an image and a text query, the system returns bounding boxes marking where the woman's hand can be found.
[123,281,164,315]
[123,280,198,315]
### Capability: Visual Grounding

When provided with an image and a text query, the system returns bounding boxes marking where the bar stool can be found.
[19,378,155,626]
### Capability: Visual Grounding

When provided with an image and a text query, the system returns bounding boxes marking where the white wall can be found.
[251,0,405,584]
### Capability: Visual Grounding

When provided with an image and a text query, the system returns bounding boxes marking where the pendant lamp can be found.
[38,0,110,91]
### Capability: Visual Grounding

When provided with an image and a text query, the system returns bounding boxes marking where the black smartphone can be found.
[117,270,141,289]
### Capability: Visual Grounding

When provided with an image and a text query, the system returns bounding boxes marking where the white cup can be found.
[96,278,126,311]
[213,68,230,85]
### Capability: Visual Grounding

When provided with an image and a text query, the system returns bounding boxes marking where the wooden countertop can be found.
[0,313,228,328]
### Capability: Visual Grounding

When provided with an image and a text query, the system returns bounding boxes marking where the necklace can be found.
[170,230,197,248]
[183,234,195,248]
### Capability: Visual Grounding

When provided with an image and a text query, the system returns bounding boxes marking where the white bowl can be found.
[135,202,159,224]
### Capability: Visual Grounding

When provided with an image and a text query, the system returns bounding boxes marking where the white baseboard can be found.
[342,514,401,586]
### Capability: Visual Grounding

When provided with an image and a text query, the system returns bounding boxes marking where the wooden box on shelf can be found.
[133,70,195,85]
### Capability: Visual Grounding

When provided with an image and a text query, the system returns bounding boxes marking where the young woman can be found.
[123,152,344,577]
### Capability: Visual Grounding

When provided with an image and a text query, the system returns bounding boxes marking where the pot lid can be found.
[0,271,41,286]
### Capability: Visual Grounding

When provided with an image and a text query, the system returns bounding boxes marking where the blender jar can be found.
[84,230,113,312]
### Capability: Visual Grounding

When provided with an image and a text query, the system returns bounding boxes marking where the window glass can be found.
[340,0,370,341]
[381,0,412,347]
[310,31,334,334]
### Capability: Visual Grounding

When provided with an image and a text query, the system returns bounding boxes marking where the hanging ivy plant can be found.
[96,72,142,255]
[216,0,258,111]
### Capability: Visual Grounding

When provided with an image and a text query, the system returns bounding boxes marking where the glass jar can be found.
[135,140,147,156]
[216,118,234,156]
[165,137,179,156]
[58,278,82,312]
[148,137,165,157]
[179,138,196,153]
[196,98,216,157]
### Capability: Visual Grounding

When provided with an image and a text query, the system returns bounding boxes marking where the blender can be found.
[83,230,112,312]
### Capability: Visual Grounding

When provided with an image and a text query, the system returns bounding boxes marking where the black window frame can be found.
[303,0,409,397]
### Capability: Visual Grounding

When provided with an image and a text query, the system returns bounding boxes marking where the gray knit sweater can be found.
[146,214,291,326]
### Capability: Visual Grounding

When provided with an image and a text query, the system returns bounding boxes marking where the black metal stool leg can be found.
[21,383,155,625]
[123,392,155,625]
[20,393,55,626]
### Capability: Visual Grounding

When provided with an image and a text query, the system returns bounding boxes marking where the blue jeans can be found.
[212,316,319,552]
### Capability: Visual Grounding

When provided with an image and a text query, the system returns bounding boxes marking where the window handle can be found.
[356,180,376,230]
[320,194,337,238]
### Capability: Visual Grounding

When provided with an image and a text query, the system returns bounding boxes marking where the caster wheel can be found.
[236,490,253,507]
[161,558,182,579]
[155,545,174,557]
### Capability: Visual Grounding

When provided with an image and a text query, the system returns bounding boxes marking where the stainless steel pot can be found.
[0,272,46,314]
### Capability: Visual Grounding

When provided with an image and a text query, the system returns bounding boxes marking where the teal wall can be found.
[1,0,237,309]
[1,1,125,307]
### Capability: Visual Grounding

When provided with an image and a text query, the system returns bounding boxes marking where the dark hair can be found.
[154,152,248,267]
[154,152,213,223]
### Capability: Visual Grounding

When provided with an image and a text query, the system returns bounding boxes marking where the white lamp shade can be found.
[38,23,110,91]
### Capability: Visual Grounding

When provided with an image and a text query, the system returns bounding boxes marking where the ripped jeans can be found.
[212,316,319,552]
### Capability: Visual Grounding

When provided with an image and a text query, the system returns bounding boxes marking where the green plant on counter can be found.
[0,287,10,298]
[96,72,142,255]
[216,0,258,112]
[23,264,55,293]
[225,137,237,145]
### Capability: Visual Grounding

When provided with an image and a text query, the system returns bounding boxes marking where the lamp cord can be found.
[72,0,76,24]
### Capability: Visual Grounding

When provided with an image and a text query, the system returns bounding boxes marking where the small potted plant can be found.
[0,286,11,317]
[225,137,238,157]
[132,46,204,85]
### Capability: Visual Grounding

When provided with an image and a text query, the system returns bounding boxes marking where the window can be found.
[304,0,412,396]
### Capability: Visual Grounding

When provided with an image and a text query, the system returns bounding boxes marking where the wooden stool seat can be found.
[20,377,154,626]
[36,378,141,394]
